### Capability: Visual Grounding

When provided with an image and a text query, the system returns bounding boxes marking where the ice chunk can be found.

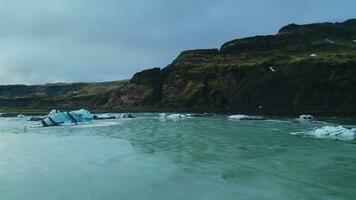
[229,115,264,120]
[160,113,188,121]
[298,114,315,122]
[166,114,186,120]
[29,116,45,121]
[17,114,27,119]
[70,109,92,122]
[310,53,317,57]
[16,114,31,120]
[291,126,356,140]
[93,113,117,120]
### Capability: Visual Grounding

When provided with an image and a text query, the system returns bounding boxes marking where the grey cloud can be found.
[0,0,355,84]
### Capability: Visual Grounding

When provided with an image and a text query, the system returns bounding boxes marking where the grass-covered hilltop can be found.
[1,19,356,115]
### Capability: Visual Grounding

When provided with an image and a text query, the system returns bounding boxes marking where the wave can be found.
[291,126,356,140]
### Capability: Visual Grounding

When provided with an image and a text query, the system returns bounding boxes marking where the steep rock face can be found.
[157,52,356,114]
[130,67,162,105]
[159,50,243,110]
[105,68,162,109]
[227,60,356,114]
[156,19,356,114]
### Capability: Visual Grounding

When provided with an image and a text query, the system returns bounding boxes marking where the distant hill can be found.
[1,19,356,115]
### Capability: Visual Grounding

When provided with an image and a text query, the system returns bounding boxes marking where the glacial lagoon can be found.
[0,114,355,200]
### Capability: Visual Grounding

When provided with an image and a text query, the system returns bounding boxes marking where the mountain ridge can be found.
[1,19,356,115]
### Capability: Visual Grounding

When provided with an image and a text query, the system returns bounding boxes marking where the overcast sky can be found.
[0,0,355,85]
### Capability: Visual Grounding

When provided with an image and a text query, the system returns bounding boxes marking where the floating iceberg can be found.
[228,115,265,120]
[24,109,135,129]
[291,126,356,140]
[40,109,93,127]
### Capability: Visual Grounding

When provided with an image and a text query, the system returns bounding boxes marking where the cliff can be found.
[1,19,356,115]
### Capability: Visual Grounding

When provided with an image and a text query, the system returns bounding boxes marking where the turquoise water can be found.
[0,114,356,200]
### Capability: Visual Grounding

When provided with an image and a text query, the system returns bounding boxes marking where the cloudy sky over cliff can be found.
[0,0,355,84]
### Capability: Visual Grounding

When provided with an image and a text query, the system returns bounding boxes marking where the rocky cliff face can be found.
[1,19,356,115]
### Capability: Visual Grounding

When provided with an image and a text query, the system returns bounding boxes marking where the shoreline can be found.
[1,107,356,118]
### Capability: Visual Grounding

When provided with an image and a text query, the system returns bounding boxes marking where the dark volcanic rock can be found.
[130,67,161,86]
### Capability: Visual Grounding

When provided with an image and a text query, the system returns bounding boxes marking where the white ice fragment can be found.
[310,53,317,57]
[166,114,186,120]
[229,115,264,120]
[16,114,32,121]
[160,113,189,121]
[229,115,248,120]
[305,126,355,140]
[298,114,315,122]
